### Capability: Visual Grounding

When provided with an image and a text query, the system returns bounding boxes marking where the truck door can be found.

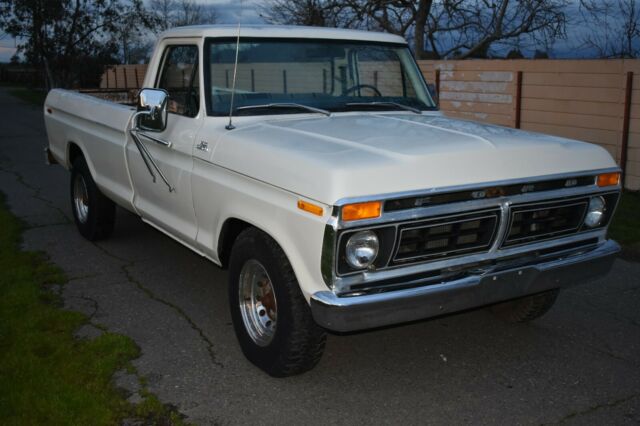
[126,43,203,243]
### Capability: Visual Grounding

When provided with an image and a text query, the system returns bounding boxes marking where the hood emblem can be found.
[472,187,505,199]
[196,141,209,152]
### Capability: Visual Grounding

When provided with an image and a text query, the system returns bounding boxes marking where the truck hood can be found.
[212,112,617,205]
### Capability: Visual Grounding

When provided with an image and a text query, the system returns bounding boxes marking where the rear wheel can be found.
[228,227,326,377]
[70,156,116,241]
[490,290,559,323]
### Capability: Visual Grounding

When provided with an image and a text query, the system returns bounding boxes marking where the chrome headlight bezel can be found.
[584,196,606,228]
[344,230,379,269]
[335,226,397,275]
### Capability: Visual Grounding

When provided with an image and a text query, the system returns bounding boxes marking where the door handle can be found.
[137,131,172,148]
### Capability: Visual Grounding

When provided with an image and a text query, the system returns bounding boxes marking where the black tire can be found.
[228,227,326,377]
[489,290,559,323]
[70,156,116,241]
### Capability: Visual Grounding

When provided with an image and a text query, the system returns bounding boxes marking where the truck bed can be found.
[44,88,137,210]
[77,89,138,106]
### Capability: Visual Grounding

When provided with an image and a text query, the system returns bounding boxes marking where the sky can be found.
[0,37,18,63]
[0,0,633,62]
[214,0,263,24]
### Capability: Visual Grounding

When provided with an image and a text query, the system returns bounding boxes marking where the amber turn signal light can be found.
[342,201,382,221]
[597,172,620,187]
[297,200,323,216]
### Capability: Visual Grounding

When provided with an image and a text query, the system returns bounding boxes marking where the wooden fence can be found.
[418,59,640,191]
[100,61,640,190]
[100,64,148,89]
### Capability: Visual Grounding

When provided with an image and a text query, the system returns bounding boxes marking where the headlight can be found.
[345,230,379,269]
[584,196,606,228]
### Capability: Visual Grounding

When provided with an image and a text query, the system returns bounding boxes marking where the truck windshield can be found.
[205,38,436,116]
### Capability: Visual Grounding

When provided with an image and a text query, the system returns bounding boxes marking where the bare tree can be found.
[177,0,217,26]
[150,0,175,31]
[580,0,640,58]
[263,0,568,59]
[426,0,568,59]
[150,0,217,30]
[261,0,334,26]
[112,2,160,64]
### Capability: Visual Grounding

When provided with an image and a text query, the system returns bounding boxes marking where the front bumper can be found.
[310,239,620,332]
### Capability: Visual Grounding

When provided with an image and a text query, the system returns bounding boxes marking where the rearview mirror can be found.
[137,88,169,132]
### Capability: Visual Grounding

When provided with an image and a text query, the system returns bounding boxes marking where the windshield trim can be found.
[203,36,436,117]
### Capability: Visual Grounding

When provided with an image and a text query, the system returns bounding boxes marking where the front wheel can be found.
[228,228,326,377]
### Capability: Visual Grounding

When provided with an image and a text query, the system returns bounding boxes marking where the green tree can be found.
[0,0,155,88]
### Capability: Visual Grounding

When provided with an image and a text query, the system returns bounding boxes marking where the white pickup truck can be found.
[44,25,622,377]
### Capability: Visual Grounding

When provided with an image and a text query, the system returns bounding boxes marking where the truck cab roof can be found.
[159,24,408,45]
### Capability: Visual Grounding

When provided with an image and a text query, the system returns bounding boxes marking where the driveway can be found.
[0,88,638,425]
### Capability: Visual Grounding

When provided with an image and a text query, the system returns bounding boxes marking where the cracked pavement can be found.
[0,87,639,425]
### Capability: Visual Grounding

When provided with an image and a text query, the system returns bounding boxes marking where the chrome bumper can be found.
[310,239,620,332]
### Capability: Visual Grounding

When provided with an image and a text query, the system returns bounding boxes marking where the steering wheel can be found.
[343,84,382,97]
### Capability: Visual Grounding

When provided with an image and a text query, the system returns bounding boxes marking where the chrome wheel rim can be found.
[238,259,277,347]
[73,174,89,224]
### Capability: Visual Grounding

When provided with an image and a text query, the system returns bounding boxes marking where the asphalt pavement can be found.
[0,88,639,425]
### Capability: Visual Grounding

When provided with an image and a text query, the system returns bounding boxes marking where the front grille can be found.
[385,175,596,212]
[392,210,499,264]
[503,198,588,247]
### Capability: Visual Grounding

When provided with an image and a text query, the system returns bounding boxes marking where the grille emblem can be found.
[521,184,535,193]
[414,197,432,206]
[485,187,505,197]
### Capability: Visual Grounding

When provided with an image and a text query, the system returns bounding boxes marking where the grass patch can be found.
[609,191,640,247]
[7,88,47,106]
[0,193,188,425]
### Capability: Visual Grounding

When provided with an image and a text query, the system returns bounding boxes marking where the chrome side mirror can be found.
[136,88,169,132]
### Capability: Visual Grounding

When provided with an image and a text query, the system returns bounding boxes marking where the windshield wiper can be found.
[236,103,331,116]
[345,101,422,114]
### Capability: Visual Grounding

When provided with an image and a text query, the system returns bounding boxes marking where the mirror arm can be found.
[129,111,175,192]
[131,110,149,130]
[130,129,157,183]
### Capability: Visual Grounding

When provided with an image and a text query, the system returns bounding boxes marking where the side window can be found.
[157,45,200,117]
